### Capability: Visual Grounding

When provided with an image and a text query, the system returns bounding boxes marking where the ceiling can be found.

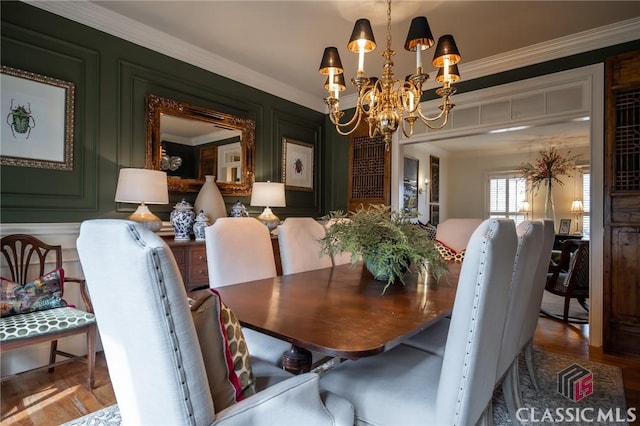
[31,1,640,152]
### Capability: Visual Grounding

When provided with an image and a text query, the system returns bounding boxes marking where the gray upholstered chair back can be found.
[436,218,517,425]
[77,219,216,425]
[520,219,556,349]
[497,220,544,377]
[205,217,277,287]
[277,218,332,275]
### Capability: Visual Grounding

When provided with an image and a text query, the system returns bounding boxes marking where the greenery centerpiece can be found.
[319,204,448,293]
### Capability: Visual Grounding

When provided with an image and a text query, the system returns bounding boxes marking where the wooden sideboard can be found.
[163,235,282,291]
[163,238,209,292]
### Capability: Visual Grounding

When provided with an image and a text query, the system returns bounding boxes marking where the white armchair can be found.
[72,219,353,426]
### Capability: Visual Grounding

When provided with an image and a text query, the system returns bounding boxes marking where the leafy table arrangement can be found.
[320,204,448,293]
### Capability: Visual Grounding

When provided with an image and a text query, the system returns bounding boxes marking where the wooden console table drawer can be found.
[163,238,209,292]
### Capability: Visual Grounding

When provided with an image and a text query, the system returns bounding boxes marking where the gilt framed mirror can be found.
[145,94,255,195]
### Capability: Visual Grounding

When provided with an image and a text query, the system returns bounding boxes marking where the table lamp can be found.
[570,200,583,234]
[115,168,169,232]
[518,201,531,220]
[250,181,286,232]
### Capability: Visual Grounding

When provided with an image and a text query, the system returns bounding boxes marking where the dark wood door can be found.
[347,123,390,212]
[603,50,640,355]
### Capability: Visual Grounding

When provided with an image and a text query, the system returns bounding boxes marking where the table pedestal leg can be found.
[282,345,312,374]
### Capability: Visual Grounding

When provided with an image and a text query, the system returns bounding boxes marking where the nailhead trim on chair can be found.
[149,247,196,424]
[0,308,95,343]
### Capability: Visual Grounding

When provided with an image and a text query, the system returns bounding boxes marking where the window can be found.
[488,172,527,225]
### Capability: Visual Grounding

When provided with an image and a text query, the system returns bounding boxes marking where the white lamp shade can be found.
[115,168,169,204]
[250,182,286,207]
[570,200,584,213]
[519,201,531,213]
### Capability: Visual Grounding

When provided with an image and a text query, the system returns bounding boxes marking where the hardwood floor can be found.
[2,316,639,425]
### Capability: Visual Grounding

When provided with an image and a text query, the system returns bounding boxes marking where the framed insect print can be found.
[1,66,75,171]
[282,138,314,191]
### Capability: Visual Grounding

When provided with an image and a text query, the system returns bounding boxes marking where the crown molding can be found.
[24,1,639,113]
[24,0,325,112]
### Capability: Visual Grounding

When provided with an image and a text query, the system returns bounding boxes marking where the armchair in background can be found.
[542,239,589,323]
[1,234,96,389]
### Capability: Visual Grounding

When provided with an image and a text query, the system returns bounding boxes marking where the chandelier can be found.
[318,0,461,150]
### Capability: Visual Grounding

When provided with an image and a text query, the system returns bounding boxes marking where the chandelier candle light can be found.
[318,0,462,150]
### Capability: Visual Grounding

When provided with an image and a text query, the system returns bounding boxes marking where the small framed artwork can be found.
[1,66,75,171]
[429,155,440,203]
[559,219,571,235]
[282,138,314,191]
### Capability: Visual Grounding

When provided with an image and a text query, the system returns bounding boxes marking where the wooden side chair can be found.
[1,234,96,388]
[542,239,589,323]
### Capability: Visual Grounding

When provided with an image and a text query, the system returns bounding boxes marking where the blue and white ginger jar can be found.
[193,210,210,241]
[170,199,195,241]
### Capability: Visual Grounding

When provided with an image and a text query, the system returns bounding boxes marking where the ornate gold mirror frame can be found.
[145,94,255,195]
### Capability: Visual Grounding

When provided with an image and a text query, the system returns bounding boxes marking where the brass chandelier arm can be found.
[318,0,461,147]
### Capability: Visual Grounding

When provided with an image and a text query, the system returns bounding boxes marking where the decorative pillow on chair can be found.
[190,288,255,412]
[417,221,437,240]
[1,268,68,317]
[434,240,466,263]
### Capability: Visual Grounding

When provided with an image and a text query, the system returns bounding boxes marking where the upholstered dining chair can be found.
[401,220,544,424]
[74,219,354,426]
[277,218,333,275]
[320,218,518,426]
[204,217,293,366]
[322,218,354,266]
[1,234,96,389]
[513,219,555,397]
[542,239,590,323]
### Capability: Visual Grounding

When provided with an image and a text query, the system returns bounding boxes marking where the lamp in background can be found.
[115,168,169,232]
[519,201,532,220]
[570,200,583,234]
[250,181,286,232]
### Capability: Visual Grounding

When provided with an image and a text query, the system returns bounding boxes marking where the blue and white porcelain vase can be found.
[170,199,195,241]
[229,200,249,217]
[193,210,210,241]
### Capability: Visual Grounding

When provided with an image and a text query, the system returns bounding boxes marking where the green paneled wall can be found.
[1,2,639,223]
[1,1,326,223]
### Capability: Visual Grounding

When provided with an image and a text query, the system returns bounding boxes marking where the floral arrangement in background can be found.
[518,146,583,192]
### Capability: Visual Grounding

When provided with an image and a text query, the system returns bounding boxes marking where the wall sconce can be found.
[518,201,532,220]
[570,200,583,234]
[250,181,286,232]
[419,178,429,194]
[115,168,169,232]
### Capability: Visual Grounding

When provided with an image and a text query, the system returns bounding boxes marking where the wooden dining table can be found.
[215,262,461,374]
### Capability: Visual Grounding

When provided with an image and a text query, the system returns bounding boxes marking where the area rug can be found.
[540,292,589,323]
[493,349,629,425]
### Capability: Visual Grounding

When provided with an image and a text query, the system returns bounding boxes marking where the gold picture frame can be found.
[1,66,75,171]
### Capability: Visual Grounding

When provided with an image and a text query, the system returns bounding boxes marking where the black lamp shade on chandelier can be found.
[318,0,462,149]
[431,34,461,68]
[404,17,435,52]
[347,19,376,54]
